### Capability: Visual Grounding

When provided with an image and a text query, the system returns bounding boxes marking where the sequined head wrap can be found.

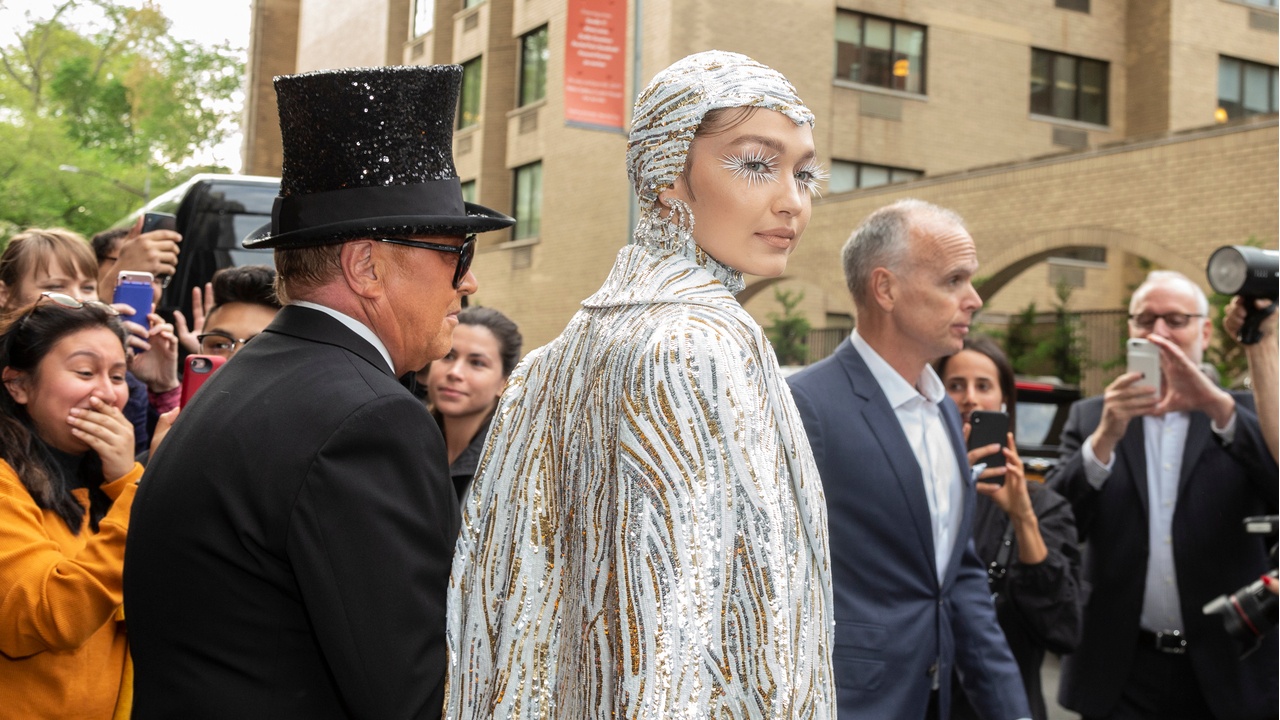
[627,51,815,207]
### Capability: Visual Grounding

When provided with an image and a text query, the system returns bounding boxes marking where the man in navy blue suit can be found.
[789,199,1030,720]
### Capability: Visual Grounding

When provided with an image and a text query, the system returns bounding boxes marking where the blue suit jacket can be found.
[789,339,1029,720]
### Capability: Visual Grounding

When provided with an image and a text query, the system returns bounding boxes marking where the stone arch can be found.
[975,226,1206,302]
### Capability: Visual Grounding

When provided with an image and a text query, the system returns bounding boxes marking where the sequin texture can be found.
[445,50,834,720]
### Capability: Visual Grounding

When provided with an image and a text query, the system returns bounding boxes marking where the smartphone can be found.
[140,212,178,289]
[181,354,227,408]
[112,271,154,328]
[1126,338,1162,392]
[967,409,1009,475]
[141,212,177,234]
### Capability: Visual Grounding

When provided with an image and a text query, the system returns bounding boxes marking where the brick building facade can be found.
[242,0,1279,352]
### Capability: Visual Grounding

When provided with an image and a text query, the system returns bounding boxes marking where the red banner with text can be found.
[564,0,626,131]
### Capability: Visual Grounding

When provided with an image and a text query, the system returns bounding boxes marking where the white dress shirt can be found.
[292,300,395,374]
[852,331,964,584]
[1082,409,1237,632]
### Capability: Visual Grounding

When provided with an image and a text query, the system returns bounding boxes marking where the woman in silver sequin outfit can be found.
[446,51,835,719]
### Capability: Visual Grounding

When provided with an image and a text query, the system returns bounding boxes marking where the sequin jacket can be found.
[446,241,835,719]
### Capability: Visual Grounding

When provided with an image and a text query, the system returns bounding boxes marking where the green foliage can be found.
[999,281,1083,384]
[766,288,811,366]
[0,0,244,237]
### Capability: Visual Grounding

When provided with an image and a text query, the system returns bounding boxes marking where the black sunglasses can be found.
[373,235,476,289]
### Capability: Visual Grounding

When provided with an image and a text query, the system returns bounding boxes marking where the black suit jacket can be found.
[1047,392,1278,720]
[788,339,1029,720]
[125,306,459,719]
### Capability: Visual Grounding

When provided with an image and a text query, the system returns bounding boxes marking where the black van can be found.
[115,173,279,322]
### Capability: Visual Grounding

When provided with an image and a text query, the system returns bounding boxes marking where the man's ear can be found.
[3,367,28,405]
[870,266,897,312]
[339,240,381,299]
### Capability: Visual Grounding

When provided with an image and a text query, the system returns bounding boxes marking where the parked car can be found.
[1015,376,1082,479]
[113,173,279,322]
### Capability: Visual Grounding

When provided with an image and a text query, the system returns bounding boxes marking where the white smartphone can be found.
[1126,338,1161,391]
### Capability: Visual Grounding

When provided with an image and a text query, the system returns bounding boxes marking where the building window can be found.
[828,160,922,193]
[460,180,476,204]
[513,162,542,240]
[1030,49,1108,125]
[463,0,484,8]
[519,26,549,106]
[1238,0,1278,8]
[1054,0,1090,12]
[458,57,482,129]
[412,0,433,36]
[835,11,926,94]
[1218,56,1278,121]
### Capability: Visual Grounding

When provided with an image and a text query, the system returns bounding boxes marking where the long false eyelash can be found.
[795,161,830,197]
[721,148,780,187]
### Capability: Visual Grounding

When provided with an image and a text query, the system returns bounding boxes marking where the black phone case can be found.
[967,410,1009,471]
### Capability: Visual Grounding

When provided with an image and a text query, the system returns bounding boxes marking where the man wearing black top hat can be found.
[124,65,514,719]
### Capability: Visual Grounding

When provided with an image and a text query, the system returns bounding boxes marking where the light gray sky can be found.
[0,0,254,171]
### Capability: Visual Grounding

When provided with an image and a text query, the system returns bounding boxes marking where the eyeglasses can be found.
[197,331,256,357]
[1128,312,1204,330]
[373,235,476,289]
[16,292,119,332]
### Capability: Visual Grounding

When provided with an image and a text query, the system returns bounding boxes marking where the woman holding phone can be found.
[0,228,179,454]
[935,336,1082,720]
[0,294,171,717]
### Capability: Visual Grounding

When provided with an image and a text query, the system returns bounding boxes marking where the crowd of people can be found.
[0,52,1274,720]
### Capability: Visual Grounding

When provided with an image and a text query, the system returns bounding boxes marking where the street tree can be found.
[0,0,243,237]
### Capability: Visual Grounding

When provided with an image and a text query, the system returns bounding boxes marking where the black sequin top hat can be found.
[244,65,514,249]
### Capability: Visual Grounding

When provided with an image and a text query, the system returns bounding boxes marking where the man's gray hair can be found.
[1131,270,1210,316]
[842,198,966,307]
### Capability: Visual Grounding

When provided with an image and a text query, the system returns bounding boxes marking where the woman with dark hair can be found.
[935,336,1082,720]
[0,294,169,717]
[424,306,521,499]
[0,228,180,455]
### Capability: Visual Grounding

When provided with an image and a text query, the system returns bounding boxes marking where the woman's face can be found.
[661,108,821,278]
[427,324,507,422]
[4,327,128,454]
[2,256,99,309]
[942,349,1005,424]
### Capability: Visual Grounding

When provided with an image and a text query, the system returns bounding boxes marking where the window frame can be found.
[834,10,927,95]
[512,161,543,241]
[1029,48,1110,126]
[411,0,434,37]
[828,159,923,193]
[518,25,549,107]
[1218,55,1279,121]
[457,56,483,130]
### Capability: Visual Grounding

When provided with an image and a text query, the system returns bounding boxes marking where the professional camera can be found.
[1206,245,1279,345]
[1202,515,1278,659]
